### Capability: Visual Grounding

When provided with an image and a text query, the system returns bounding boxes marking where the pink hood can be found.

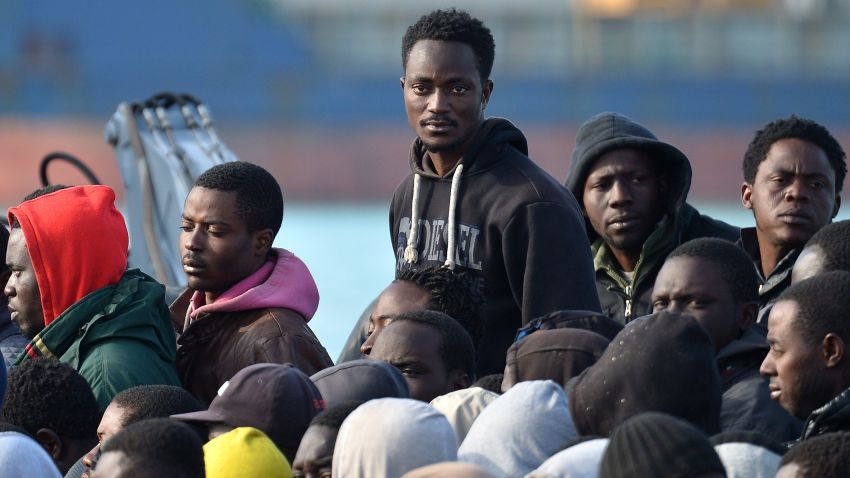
[189,248,319,321]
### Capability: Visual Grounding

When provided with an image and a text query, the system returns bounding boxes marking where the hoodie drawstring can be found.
[403,163,465,270]
[404,173,422,264]
[444,163,464,270]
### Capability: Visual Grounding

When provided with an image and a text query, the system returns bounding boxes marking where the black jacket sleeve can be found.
[502,201,601,325]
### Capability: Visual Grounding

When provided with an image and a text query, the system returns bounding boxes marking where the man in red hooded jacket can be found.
[5,185,181,411]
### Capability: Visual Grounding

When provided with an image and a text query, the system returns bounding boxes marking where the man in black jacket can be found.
[652,238,800,442]
[389,9,600,376]
[740,116,845,316]
[760,271,850,442]
[566,112,738,325]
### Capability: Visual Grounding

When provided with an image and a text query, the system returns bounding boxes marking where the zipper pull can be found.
[625,285,633,320]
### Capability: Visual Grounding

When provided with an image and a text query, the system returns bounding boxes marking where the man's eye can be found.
[652,299,668,309]
[180,225,193,232]
[412,84,428,94]
[452,85,468,94]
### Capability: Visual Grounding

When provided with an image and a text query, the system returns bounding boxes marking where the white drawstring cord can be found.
[404,173,422,264]
[444,164,464,270]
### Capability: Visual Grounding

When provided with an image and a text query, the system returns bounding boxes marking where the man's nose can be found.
[609,180,634,206]
[182,229,203,252]
[759,353,775,377]
[427,89,450,113]
[784,178,809,202]
[360,333,376,356]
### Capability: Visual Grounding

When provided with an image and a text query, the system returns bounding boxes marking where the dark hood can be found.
[310,359,409,408]
[564,112,692,239]
[409,117,528,178]
[505,328,609,390]
[567,311,722,437]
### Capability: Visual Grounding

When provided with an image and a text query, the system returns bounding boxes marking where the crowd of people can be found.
[1,7,849,478]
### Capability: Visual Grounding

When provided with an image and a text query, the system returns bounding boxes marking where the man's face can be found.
[742,138,840,252]
[359,280,431,356]
[791,244,828,284]
[652,257,751,352]
[180,187,271,299]
[82,403,129,478]
[292,425,337,478]
[370,320,459,402]
[582,149,665,255]
[4,227,44,339]
[402,39,493,159]
[760,300,835,419]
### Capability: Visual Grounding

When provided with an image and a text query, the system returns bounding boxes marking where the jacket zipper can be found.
[625,285,633,319]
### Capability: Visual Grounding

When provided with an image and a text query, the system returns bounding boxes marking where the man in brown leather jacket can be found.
[171,161,332,405]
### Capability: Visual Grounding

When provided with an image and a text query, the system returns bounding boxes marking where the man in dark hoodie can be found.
[740,115,845,314]
[760,271,850,442]
[566,112,738,325]
[390,9,599,376]
[652,238,801,441]
[5,185,181,411]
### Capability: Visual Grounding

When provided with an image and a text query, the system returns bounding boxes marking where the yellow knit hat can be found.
[204,427,292,478]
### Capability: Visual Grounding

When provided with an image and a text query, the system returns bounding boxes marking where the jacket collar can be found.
[801,386,850,440]
[738,227,801,285]
[592,216,675,288]
[17,271,128,364]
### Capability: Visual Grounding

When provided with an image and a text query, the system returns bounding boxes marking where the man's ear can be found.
[253,229,274,257]
[742,182,754,210]
[450,369,470,392]
[400,76,405,91]
[481,79,494,113]
[738,301,758,332]
[832,194,841,219]
[36,428,63,460]
[823,332,845,368]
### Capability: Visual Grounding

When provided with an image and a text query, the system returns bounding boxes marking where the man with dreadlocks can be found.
[357,266,483,358]
[388,9,599,376]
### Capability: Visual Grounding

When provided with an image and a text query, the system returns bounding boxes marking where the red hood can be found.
[8,185,128,327]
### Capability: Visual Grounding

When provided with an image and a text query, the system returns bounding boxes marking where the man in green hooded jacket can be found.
[565,112,738,324]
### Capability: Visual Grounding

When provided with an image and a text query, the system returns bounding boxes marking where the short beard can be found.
[421,137,465,155]
[600,232,651,256]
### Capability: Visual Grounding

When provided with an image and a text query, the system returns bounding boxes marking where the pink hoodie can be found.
[187,248,319,322]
